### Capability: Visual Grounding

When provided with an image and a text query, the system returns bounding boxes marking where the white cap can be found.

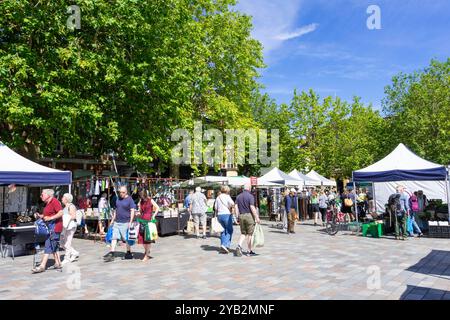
[290,188,296,193]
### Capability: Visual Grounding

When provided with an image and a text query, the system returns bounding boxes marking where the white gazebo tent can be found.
[257,167,303,187]
[306,170,337,187]
[0,143,72,187]
[353,143,449,222]
[288,170,321,187]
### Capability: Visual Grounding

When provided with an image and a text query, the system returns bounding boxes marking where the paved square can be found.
[1,222,449,300]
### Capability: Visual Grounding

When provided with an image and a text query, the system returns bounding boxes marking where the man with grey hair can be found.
[235,184,260,257]
[190,187,208,239]
[104,186,136,262]
[32,189,64,273]
[395,185,410,240]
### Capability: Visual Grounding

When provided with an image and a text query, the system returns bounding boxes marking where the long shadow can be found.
[400,285,449,300]
[268,230,289,234]
[406,250,450,279]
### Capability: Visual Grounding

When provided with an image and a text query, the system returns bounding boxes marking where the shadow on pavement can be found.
[400,285,449,300]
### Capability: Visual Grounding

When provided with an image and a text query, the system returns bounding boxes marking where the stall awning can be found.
[353,143,447,182]
[0,143,72,186]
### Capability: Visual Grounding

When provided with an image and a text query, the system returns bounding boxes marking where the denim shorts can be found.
[112,222,128,241]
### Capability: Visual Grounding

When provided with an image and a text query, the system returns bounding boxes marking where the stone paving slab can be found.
[0,221,449,300]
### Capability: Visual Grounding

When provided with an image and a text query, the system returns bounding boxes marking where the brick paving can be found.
[0,221,449,300]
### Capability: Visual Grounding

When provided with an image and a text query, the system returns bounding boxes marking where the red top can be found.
[44,197,63,233]
[140,198,153,221]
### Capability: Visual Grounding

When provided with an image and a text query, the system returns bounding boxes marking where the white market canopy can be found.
[353,143,447,182]
[306,170,336,186]
[0,142,72,186]
[258,167,303,187]
[289,169,321,186]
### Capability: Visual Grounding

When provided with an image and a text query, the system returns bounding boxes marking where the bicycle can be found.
[325,205,351,235]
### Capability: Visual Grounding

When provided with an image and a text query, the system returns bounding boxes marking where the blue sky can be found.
[234,0,450,110]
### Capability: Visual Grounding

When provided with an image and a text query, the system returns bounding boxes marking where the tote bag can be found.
[252,223,265,248]
[211,217,224,233]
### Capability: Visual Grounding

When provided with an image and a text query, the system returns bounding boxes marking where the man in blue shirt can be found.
[104,186,136,261]
[184,190,194,209]
[395,185,410,240]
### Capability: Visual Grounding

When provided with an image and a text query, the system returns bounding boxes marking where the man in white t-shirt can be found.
[214,185,235,253]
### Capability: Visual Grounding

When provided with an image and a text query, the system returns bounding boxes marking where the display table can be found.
[0,225,47,259]
[155,213,190,236]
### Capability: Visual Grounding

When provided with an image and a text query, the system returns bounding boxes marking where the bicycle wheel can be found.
[326,216,338,235]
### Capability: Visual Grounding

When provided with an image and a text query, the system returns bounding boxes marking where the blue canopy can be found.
[0,143,72,186]
[353,144,447,182]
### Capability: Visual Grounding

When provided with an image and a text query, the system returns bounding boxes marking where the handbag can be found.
[252,223,264,247]
[344,198,353,207]
[211,217,224,233]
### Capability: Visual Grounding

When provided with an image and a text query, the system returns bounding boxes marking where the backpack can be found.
[410,194,419,212]
[388,193,402,213]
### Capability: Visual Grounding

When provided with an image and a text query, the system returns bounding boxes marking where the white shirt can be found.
[214,194,235,215]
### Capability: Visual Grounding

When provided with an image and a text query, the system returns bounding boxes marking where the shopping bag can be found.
[35,219,49,236]
[187,219,194,234]
[148,221,158,241]
[211,217,224,233]
[105,226,113,244]
[126,222,139,245]
[251,223,265,248]
[407,216,414,235]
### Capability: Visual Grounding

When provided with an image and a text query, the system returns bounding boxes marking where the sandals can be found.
[31,266,46,274]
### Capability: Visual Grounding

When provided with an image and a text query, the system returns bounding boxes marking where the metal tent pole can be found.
[353,173,358,224]
[446,166,450,223]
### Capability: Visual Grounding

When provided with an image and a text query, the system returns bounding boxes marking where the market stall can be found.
[289,170,321,187]
[0,142,72,258]
[353,143,449,234]
[306,170,337,187]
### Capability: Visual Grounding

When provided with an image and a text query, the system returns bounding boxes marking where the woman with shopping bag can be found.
[136,190,160,262]
[214,186,235,254]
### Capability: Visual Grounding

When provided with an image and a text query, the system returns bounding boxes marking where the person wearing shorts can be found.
[190,187,208,239]
[104,186,136,262]
[234,184,260,257]
[32,189,63,273]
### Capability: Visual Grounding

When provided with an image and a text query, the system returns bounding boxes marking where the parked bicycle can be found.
[325,206,352,235]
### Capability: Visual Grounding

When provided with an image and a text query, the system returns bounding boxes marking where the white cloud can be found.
[274,23,319,41]
[234,0,317,56]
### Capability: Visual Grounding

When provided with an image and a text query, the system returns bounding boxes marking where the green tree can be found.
[0,0,264,173]
[383,59,450,165]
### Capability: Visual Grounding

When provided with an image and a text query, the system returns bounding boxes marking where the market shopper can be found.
[60,193,80,265]
[32,189,64,273]
[341,190,354,221]
[318,190,328,226]
[311,191,321,226]
[214,186,235,253]
[137,190,160,262]
[97,192,110,236]
[284,188,299,234]
[409,191,423,237]
[394,185,410,240]
[190,187,208,239]
[235,184,260,257]
[104,186,136,262]
[184,190,194,209]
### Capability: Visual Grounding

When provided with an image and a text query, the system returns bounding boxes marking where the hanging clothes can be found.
[95,179,101,195]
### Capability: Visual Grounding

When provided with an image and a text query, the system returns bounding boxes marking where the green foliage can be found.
[0,0,263,173]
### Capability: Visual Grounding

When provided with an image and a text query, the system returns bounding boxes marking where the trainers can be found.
[247,251,258,257]
[103,252,115,262]
[124,252,133,260]
[235,246,243,257]
[221,245,229,254]
[202,235,207,239]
